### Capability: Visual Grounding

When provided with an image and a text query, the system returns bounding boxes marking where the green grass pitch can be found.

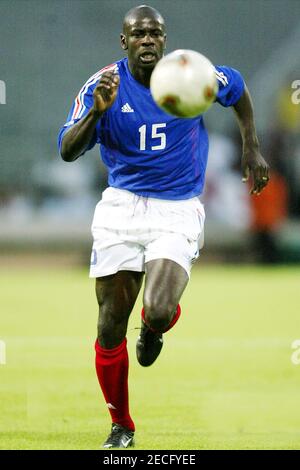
[0,264,300,450]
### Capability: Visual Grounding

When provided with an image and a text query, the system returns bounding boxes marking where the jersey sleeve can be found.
[57,64,117,157]
[214,65,245,107]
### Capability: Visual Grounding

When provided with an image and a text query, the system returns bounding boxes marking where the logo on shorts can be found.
[90,249,97,266]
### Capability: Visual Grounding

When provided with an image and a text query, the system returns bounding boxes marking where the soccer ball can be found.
[150,49,218,118]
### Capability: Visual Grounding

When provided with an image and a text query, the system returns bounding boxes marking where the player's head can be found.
[120,5,166,70]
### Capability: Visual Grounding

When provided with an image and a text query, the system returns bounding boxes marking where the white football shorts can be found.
[89,187,205,278]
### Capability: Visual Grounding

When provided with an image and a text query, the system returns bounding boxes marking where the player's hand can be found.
[93,71,120,114]
[241,148,270,195]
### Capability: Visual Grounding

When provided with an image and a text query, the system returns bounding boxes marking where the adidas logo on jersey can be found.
[121,103,134,113]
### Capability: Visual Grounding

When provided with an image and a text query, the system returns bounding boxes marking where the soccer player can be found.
[58,4,269,448]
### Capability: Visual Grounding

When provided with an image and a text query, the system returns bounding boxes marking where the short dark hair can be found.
[123,4,165,33]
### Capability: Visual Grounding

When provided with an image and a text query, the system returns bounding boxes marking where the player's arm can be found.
[61,72,120,162]
[233,84,269,195]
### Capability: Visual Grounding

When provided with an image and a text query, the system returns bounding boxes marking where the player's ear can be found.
[120,34,128,50]
[163,34,167,50]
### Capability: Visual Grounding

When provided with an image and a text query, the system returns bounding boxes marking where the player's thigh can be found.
[143,259,188,314]
[96,270,144,317]
[96,270,144,347]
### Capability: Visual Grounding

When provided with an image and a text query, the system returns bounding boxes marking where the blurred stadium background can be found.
[0,0,300,450]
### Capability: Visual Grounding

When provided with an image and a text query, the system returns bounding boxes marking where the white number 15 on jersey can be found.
[139,123,166,151]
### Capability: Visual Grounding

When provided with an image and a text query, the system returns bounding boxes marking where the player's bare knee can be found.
[143,301,175,332]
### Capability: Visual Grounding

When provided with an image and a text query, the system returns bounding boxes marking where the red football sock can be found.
[141,304,181,333]
[95,338,135,431]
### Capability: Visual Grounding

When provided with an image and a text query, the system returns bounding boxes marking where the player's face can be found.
[121,18,166,69]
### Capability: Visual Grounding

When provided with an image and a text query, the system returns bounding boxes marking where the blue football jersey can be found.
[58,58,244,200]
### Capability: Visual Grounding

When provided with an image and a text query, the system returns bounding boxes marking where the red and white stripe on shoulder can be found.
[72,63,118,120]
[214,68,229,87]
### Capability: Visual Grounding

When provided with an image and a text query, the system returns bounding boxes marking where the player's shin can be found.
[94,338,135,431]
